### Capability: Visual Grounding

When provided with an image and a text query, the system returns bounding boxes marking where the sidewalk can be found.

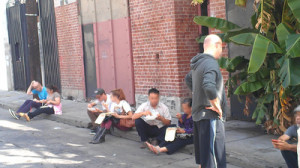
[0,91,287,168]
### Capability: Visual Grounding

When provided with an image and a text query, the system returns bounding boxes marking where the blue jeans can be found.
[17,100,42,113]
[281,150,298,168]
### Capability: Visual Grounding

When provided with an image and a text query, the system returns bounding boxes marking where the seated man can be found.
[272,105,300,168]
[132,88,172,148]
[9,80,47,120]
[87,88,114,134]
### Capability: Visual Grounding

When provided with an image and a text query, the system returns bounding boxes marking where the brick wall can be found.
[129,0,198,99]
[130,0,230,115]
[55,2,86,100]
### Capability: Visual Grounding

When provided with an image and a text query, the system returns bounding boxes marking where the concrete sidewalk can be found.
[0,90,287,168]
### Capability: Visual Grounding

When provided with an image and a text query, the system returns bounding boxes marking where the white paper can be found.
[95,113,106,125]
[165,127,177,142]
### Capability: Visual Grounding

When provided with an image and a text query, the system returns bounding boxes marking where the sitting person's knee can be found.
[135,118,144,126]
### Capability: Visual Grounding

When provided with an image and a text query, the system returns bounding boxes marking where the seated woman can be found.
[90,89,133,144]
[146,98,193,155]
[18,84,62,121]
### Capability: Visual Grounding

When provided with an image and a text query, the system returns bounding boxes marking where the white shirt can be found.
[135,102,171,128]
[94,94,114,112]
[111,100,132,114]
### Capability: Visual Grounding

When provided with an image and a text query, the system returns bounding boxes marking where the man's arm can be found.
[132,111,151,120]
[185,71,193,91]
[273,134,297,152]
[26,81,34,95]
[202,65,222,118]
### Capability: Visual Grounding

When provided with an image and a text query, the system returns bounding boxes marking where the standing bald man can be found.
[185,34,227,168]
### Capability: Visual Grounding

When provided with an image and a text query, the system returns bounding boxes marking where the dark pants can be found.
[87,110,101,129]
[194,119,226,168]
[281,150,298,168]
[27,107,54,119]
[135,118,167,143]
[159,137,193,155]
[17,100,42,113]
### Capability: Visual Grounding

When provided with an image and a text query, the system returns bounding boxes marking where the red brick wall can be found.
[129,0,199,98]
[55,2,86,97]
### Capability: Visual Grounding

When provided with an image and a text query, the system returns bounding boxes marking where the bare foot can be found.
[145,142,155,153]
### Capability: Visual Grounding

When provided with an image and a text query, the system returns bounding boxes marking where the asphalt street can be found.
[0,107,240,168]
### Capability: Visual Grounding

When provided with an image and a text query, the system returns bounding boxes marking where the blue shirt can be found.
[32,87,48,100]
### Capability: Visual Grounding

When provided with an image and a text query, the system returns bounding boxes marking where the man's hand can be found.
[156,114,164,121]
[176,113,182,119]
[206,98,223,119]
[176,128,185,134]
[87,103,95,108]
[272,140,291,151]
[143,111,152,116]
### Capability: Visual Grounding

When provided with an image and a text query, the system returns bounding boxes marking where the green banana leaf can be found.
[288,0,300,22]
[279,57,300,88]
[248,34,283,73]
[229,33,256,46]
[230,33,283,53]
[234,80,267,95]
[286,34,300,58]
[248,35,269,74]
[276,23,293,48]
[252,94,273,124]
[193,16,241,33]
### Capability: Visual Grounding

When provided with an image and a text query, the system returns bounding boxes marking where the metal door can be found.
[6,3,31,90]
[82,24,97,98]
[38,0,61,90]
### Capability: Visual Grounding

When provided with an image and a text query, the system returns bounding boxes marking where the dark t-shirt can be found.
[284,125,298,141]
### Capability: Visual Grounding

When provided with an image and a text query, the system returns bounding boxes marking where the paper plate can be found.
[165,127,177,142]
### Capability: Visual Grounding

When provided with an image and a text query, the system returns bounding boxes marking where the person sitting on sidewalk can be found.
[87,88,115,135]
[132,88,172,149]
[90,89,133,144]
[18,84,62,121]
[146,98,193,155]
[9,80,47,120]
[272,105,300,168]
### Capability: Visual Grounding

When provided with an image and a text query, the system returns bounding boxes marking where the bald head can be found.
[203,34,223,59]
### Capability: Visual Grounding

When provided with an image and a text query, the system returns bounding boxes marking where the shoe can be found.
[9,109,20,120]
[90,129,96,135]
[90,127,106,144]
[19,113,30,122]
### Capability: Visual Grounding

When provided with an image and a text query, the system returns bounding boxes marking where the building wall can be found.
[54,1,86,100]
[129,0,199,114]
[0,0,13,91]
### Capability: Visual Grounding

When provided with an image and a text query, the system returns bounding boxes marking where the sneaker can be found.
[90,129,96,135]
[9,109,20,120]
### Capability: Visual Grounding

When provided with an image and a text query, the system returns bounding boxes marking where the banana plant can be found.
[194,0,300,134]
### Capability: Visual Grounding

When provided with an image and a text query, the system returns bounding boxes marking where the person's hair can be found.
[148,88,160,95]
[294,105,300,114]
[182,98,192,107]
[94,88,106,96]
[111,89,126,101]
[46,84,59,93]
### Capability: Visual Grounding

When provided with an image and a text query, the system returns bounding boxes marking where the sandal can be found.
[19,113,31,122]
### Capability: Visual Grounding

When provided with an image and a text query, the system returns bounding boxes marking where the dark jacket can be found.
[185,53,227,122]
